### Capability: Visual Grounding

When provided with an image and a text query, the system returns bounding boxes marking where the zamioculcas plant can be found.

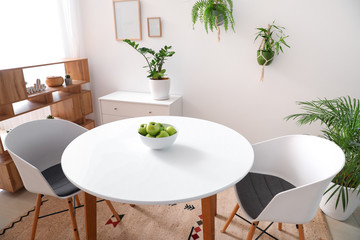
[192,0,235,42]
[123,39,175,80]
[255,21,290,81]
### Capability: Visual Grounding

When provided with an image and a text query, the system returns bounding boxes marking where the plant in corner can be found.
[123,39,175,100]
[285,96,360,220]
[255,21,290,81]
[192,0,235,42]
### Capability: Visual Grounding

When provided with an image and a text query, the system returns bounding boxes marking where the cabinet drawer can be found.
[100,101,169,117]
[102,114,127,124]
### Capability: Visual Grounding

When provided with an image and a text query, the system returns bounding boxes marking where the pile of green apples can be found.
[138,122,177,138]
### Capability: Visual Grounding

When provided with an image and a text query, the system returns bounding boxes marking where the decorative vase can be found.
[45,76,64,87]
[319,182,360,221]
[257,50,275,66]
[149,78,170,100]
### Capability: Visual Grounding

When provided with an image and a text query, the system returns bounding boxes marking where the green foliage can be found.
[255,20,290,55]
[123,39,175,80]
[46,115,54,119]
[192,0,235,33]
[65,75,71,79]
[285,96,360,211]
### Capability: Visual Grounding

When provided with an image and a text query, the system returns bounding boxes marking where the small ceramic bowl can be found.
[139,124,178,150]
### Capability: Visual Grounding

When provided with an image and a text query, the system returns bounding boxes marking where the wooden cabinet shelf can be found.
[52,92,73,103]
[13,100,48,116]
[0,58,94,193]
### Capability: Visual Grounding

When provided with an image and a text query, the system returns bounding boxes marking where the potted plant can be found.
[255,21,290,81]
[65,74,72,86]
[123,39,175,100]
[285,96,360,221]
[192,0,235,42]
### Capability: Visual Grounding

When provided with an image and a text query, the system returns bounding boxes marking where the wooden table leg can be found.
[201,194,216,240]
[84,192,97,240]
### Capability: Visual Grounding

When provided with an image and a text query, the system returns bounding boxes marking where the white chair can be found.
[221,135,345,240]
[5,119,122,240]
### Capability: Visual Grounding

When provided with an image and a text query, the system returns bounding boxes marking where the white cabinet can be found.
[99,91,182,124]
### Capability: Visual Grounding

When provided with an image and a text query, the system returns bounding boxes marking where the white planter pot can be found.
[149,78,170,100]
[320,182,360,221]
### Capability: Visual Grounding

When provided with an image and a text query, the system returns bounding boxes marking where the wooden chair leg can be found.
[105,200,121,222]
[246,221,259,240]
[278,222,282,231]
[221,203,239,233]
[66,197,80,240]
[298,224,305,240]
[74,195,81,206]
[31,194,42,240]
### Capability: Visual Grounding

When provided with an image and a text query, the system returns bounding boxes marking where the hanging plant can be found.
[192,0,235,42]
[255,21,290,81]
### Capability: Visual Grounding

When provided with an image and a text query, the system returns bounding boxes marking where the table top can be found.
[62,116,254,205]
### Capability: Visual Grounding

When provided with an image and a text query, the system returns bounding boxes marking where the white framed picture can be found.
[147,17,161,37]
[113,0,142,41]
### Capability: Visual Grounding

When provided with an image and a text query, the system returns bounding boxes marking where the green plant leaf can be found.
[192,0,235,33]
[285,96,360,211]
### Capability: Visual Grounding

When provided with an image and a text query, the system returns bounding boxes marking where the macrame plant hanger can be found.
[258,24,274,82]
[215,17,221,42]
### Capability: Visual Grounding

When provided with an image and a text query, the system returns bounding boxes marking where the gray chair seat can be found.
[235,172,295,219]
[42,163,80,197]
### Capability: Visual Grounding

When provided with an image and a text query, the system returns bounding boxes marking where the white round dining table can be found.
[62,116,254,240]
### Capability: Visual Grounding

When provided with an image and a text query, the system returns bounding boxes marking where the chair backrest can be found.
[251,135,344,187]
[238,135,345,224]
[5,119,87,196]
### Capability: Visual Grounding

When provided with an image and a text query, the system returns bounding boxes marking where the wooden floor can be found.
[0,188,359,240]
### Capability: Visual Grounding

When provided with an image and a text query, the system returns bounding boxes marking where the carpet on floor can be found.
[0,188,332,240]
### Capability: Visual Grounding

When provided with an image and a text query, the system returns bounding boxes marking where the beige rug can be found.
[0,188,332,240]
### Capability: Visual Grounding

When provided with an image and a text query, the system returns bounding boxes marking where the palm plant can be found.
[285,96,360,211]
[192,0,235,41]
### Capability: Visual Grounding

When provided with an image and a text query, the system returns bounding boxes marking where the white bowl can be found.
[139,124,178,150]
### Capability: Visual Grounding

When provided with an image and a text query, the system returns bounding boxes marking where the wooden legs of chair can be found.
[221,204,305,240]
[246,221,259,240]
[67,197,80,240]
[105,200,121,222]
[221,203,239,233]
[31,194,42,240]
[31,194,80,240]
[298,224,305,240]
[74,195,81,206]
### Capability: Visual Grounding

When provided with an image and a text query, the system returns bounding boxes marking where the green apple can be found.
[146,122,160,136]
[138,124,147,136]
[159,123,165,131]
[156,130,169,138]
[146,133,155,138]
[166,126,177,136]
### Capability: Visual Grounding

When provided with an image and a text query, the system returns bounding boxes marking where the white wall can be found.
[79,0,360,143]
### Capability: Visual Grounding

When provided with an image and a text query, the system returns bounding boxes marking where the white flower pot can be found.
[320,182,360,221]
[149,78,170,100]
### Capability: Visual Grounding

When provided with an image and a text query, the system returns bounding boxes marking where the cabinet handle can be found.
[149,111,152,114]
[114,107,117,110]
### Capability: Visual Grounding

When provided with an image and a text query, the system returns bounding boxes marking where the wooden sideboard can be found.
[0,58,94,192]
[99,91,182,124]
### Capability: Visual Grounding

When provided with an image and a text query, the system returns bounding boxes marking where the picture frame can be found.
[147,17,162,37]
[113,0,142,41]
